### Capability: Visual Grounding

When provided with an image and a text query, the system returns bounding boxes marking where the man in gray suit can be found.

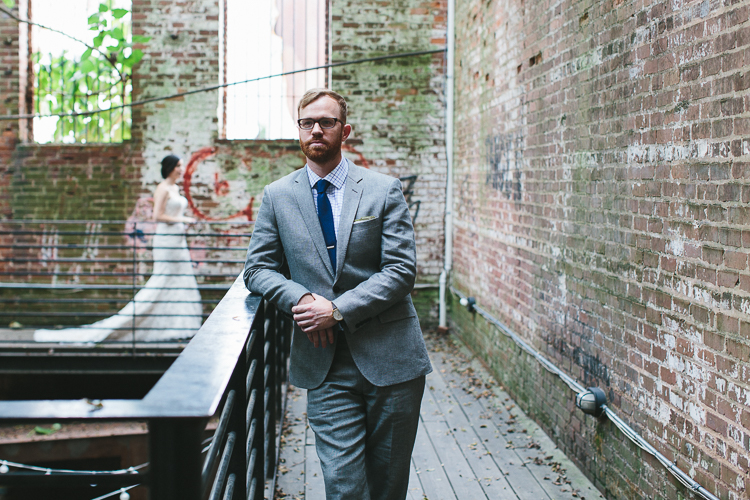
[244,88,432,500]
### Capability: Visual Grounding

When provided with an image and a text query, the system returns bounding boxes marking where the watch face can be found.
[333,309,343,321]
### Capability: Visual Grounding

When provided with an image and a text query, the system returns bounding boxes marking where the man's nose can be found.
[311,122,325,134]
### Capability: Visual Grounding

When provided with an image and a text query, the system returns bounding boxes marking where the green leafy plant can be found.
[35,50,131,143]
[2,0,15,8]
[82,2,150,76]
[33,1,150,143]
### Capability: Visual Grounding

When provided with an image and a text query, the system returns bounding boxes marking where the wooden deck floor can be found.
[274,332,603,500]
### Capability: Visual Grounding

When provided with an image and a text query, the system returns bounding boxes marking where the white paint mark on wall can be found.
[657,399,671,424]
[669,390,684,410]
[666,238,685,256]
[663,332,676,349]
[687,401,706,425]
[626,140,709,164]
[667,351,684,371]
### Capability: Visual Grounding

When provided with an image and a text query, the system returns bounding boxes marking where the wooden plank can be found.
[421,373,447,422]
[422,419,489,499]
[275,386,307,500]
[433,348,603,500]
[424,369,519,500]
[511,413,604,500]
[429,351,552,500]
[407,458,426,500]
[411,421,457,500]
[275,336,602,500]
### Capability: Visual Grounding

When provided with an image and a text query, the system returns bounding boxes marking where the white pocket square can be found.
[353,215,377,224]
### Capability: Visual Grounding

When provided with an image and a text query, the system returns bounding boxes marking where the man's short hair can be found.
[298,89,348,123]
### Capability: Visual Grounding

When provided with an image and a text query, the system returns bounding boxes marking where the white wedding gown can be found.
[34,195,203,343]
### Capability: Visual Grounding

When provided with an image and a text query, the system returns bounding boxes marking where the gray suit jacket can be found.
[243,160,432,389]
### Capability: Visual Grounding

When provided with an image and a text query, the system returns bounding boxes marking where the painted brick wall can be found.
[451,0,750,498]
[332,0,448,280]
[131,0,222,181]
[2,0,448,284]
[0,0,306,326]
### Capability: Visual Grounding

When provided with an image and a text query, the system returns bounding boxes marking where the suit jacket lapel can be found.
[292,168,334,278]
[334,160,364,283]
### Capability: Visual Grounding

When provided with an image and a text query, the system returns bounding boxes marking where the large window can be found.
[220,0,328,140]
[31,0,134,144]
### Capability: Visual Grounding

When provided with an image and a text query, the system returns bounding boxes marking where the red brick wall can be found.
[0,3,22,219]
[451,0,750,498]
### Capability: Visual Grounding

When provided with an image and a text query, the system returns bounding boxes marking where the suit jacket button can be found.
[333,285,340,293]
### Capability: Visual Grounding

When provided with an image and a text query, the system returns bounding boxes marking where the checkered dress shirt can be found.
[306,158,348,239]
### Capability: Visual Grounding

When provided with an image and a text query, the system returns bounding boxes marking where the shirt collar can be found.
[306,157,348,190]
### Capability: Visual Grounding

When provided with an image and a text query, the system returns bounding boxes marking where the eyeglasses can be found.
[297,117,341,130]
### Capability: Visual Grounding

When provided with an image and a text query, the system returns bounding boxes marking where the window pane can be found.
[222,0,327,140]
[31,0,132,144]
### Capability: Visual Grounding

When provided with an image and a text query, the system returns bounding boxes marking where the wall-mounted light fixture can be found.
[459,296,476,313]
[575,387,607,417]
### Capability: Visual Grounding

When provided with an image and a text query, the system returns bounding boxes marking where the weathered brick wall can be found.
[451,0,750,498]
[0,0,307,325]
[2,0,448,283]
[131,0,221,182]
[8,144,140,220]
[332,0,447,281]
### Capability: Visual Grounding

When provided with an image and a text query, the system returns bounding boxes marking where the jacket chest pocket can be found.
[351,216,379,233]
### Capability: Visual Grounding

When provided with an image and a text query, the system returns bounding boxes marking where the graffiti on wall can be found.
[131,144,421,227]
[573,346,610,386]
[485,133,523,200]
[184,147,256,221]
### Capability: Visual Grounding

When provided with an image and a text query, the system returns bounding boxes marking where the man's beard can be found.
[300,134,342,164]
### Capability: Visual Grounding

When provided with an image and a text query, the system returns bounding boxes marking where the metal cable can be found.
[449,286,721,500]
[90,485,139,500]
[0,48,446,121]
[0,459,146,475]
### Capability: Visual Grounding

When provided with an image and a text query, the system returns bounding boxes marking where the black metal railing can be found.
[0,219,252,348]
[0,276,292,499]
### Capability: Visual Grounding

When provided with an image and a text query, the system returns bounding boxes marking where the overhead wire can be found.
[0,48,446,121]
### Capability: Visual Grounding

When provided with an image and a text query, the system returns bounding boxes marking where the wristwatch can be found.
[331,303,343,322]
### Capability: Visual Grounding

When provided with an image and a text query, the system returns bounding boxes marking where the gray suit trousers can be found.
[307,336,425,500]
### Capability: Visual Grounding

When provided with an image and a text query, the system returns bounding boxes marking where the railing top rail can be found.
[0,219,255,225]
[0,274,260,421]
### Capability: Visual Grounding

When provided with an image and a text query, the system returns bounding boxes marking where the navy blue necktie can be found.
[315,180,336,270]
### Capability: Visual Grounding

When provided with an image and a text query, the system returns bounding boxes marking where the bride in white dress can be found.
[34,155,203,343]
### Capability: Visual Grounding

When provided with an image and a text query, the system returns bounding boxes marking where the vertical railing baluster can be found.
[265,302,277,479]
[84,72,89,142]
[72,59,78,141]
[149,418,206,500]
[108,65,113,143]
[247,306,265,500]
[226,328,248,499]
[96,62,101,142]
[49,54,56,142]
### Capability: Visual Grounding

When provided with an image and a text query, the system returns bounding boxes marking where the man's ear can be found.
[342,123,352,142]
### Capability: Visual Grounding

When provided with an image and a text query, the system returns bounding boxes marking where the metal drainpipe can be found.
[438,0,455,329]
